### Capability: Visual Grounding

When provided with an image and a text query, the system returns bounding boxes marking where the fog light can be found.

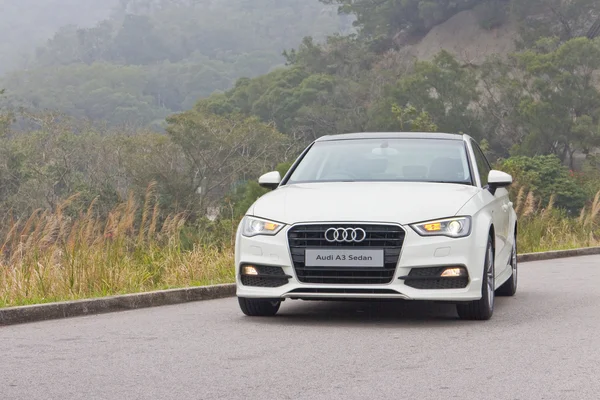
[441,267,466,277]
[242,265,259,276]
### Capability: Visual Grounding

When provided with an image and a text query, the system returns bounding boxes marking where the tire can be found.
[496,237,518,296]
[457,236,495,321]
[238,297,281,317]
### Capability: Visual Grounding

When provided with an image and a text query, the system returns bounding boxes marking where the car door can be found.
[470,141,511,278]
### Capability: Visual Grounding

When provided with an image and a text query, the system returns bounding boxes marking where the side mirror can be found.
[258,171,282,190]
[487,170,512,194]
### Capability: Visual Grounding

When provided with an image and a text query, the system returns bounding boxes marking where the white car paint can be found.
[235,132,518,319]
[252,181,480,226]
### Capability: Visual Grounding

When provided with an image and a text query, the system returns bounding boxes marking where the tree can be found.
[392,104,438,132]
[165,111,290,215]
[0,89,12,136]
[480,38,600,167]
[226,162,293,219]
[1,0,347,127]
[513,0,600,47]
[377,51,481,135]
[321,0,484,49]
[496,154,588,212]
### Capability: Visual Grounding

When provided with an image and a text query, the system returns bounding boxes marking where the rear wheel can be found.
[497,238,518,296]
[238,297,281,317]
[457,236,495,321]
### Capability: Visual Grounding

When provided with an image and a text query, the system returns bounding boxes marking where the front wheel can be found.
[238,297,281,317]
[457,236,495,321]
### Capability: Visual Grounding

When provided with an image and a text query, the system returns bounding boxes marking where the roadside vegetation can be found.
[1,183,598,308]
[1,0,600,307]
[0,187,236,308]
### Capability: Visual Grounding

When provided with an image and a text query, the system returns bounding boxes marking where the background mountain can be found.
[1,0,600,221]
[0,0,119,74]
[0,0,352,127]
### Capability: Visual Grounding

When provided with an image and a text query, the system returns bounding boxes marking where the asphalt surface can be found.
[2,255,599,400]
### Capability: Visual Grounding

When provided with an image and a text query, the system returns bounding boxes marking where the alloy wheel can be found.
[511,241,518,288]
[486,244,495,311]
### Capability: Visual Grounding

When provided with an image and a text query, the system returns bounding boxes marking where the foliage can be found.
[2,2,600,217]
[0,0,118,74]
[2,187,599,307]
[165,111,290,215]
[372,51,481,135]
[0,0,349,127]
[480,38,600,165]
[226,162,293,219]
[476,0,510,30]
[495,155,588,212]
[321,0,483,47]
[577,156,600,199]
[512,0,600,47]
[515,190,600,253]
[0,89,13,135]
[0,190,235,308]
[391,104,438,132]
[0,110,291,220]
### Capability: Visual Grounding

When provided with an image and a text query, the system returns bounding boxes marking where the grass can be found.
[1,186,599,308]
[516,189,600,253]
[0,187,235,308]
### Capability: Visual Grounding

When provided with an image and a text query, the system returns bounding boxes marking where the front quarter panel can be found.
[457,191,507,283]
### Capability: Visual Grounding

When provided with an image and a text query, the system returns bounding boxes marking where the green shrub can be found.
[496,155,587,213]
[576,155,600,199]
[225,162,293,219]
[476,0,509,30]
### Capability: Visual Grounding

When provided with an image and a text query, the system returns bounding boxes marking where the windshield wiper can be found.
[427,180,470,185]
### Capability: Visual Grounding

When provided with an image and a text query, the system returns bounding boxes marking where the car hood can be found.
[250,182,479,225]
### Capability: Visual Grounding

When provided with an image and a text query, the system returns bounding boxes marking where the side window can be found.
[472,142,491,187]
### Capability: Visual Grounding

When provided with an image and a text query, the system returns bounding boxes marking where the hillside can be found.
[0,0,119,74]
[1,0,600,223]
[406,5,519,65]
[0,0,351,127]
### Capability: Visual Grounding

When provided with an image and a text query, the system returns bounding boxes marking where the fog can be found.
[0,0,119,74]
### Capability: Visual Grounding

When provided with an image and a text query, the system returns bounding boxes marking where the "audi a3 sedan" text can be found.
[234,132,518,320]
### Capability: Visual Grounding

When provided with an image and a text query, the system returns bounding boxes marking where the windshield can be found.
[286,138,473,185]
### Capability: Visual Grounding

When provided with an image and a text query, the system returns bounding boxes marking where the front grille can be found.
[403,267,469,289]
[288,224,405,284]
[241,265,289,288]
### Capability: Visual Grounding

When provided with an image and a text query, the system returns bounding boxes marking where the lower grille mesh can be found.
[241,275,288,288]
[241,265,289,288]
[404,267,469,289]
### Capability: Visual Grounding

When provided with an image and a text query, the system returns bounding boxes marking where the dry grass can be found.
[517,190,600,253]
[0,187,234,308]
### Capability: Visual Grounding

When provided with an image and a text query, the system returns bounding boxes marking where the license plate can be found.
[304,249,384,268]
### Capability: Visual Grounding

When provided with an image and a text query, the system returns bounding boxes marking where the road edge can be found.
[0,283,235,326]
[2,247,600,326]
[517,246,600,262]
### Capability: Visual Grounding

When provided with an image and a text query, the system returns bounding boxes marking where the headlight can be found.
[410,217,472,238]
[242,216,285,237]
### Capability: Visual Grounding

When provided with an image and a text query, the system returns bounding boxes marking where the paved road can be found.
[2,255,600,400]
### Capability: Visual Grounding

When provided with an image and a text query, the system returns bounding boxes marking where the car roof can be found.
[316,132,466,142]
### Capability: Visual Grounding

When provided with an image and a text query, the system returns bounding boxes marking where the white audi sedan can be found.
[235,132,518,320]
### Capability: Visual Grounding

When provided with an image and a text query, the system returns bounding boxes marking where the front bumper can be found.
[235,223,488,302]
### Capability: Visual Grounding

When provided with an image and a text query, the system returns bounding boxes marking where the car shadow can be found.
[246,298,510,328]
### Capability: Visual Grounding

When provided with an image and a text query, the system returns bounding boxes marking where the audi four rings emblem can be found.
[324,227,367,243]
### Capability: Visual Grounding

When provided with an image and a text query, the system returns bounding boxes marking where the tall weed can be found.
[0,185,234,308]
